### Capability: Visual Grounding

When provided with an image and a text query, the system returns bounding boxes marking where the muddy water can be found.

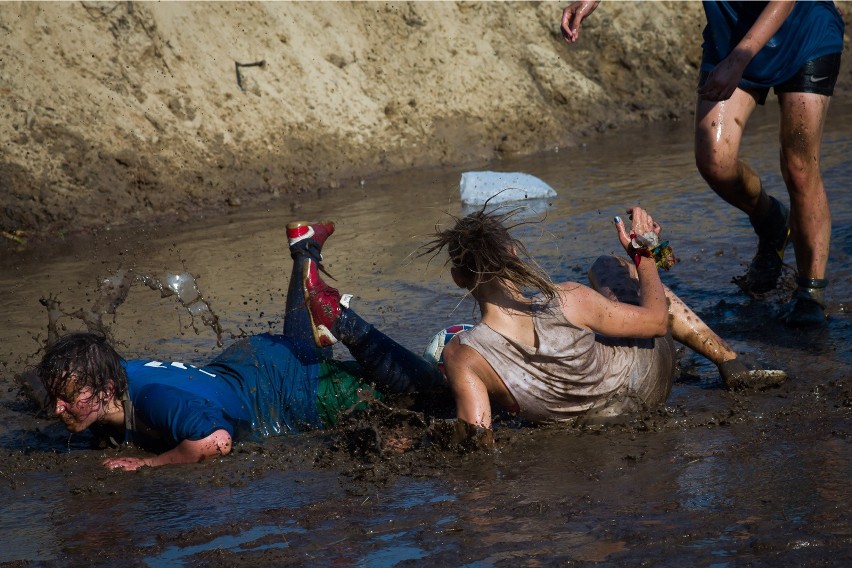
[1,100,850,566]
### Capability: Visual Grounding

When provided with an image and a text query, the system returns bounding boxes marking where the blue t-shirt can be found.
[123,334,324,451]
[701,1,844,88]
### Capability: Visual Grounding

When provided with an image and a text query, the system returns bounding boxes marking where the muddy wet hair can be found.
[37,332,128,404]
[421,205,560,302]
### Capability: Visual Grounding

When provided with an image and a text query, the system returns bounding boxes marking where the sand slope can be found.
[0,1,848,239]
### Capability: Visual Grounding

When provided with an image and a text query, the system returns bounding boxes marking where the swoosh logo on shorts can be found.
[811,75,830,83]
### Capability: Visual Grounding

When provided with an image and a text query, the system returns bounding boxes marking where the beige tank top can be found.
[457,295,674,423]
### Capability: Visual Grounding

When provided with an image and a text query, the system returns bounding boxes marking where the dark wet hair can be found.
[37,332,128,404]
[421,207,560,302]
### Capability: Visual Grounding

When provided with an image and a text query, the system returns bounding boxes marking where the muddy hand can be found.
[613,207,661,254]
[561,0,600,43]
[103,456,150,471]
[697,56,745,101]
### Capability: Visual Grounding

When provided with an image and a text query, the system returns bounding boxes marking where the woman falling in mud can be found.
[36,221,446,470]
[418,206,786,438]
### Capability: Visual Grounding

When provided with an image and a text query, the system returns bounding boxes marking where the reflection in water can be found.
[146,523,304,566]
[0,474,62,563]
[675,433,735,513]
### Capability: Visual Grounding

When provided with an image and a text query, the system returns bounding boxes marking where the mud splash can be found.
[40,269,223,349]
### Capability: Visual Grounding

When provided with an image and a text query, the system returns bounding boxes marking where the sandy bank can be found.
[0,1,848,241]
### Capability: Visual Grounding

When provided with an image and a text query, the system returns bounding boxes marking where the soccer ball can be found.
[423,324,474,366]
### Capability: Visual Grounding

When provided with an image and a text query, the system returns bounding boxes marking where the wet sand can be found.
[1,102,850,566]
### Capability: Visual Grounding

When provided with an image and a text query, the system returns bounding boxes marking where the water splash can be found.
[137,272,223,345]
[40,270,223,348]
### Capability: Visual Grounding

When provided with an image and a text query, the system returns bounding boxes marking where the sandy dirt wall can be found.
[0,1,849,240]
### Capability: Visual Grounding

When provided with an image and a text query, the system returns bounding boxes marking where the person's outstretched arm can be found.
[102,429,232,471]
[561,0,601,43]
[561,207,669,339]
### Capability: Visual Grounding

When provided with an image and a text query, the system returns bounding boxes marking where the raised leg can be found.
[283,222,336,360]
[694,91,764,215]
[302,258,445,394]
[336,309,446,394]
[589,256,736,365]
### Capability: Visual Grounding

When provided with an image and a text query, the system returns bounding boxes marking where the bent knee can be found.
[780,151,821,188]
[590,254,625,271]
[589,255,631,280]
[695,155,737,186]
[589,255,640,305]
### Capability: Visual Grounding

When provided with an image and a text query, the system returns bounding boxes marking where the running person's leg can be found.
[694,87,790,295]
[694,88,764,215]
[772,52,841,326]
[777,91,832,325]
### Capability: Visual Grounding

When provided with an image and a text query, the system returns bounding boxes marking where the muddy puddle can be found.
[1,101,850,566]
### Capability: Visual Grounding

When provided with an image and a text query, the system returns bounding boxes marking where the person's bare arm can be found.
[441,339,493,429]
[698,1,796,101]
[561,207,668,338]
[103,429,232,471]
[560,0,601,43]
[560,278,668,339]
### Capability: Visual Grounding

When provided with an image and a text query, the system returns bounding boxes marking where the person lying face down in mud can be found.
[36,222,447,470]
[415,206,786,438]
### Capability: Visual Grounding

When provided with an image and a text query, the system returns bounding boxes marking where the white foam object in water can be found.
[459,171,557,205]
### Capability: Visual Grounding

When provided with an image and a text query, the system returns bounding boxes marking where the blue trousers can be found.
[283,247,444,395]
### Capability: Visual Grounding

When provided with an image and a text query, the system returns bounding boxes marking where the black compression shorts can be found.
[699,52,841,105]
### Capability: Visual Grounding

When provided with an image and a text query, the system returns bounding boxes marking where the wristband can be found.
[629,232,677,270]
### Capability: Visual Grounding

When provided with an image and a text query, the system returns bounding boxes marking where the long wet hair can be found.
[37,332,128,404]
[421,206,560,302]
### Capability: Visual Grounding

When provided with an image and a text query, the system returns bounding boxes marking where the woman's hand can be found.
[613,207,661,256]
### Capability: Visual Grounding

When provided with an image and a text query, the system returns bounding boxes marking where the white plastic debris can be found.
[459,171,557,205]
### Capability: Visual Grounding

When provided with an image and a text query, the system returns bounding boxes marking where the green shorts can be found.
[315,359,382,427]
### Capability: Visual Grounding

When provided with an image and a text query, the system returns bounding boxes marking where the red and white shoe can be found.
[286,221,335,251]
[302,258,351,347]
